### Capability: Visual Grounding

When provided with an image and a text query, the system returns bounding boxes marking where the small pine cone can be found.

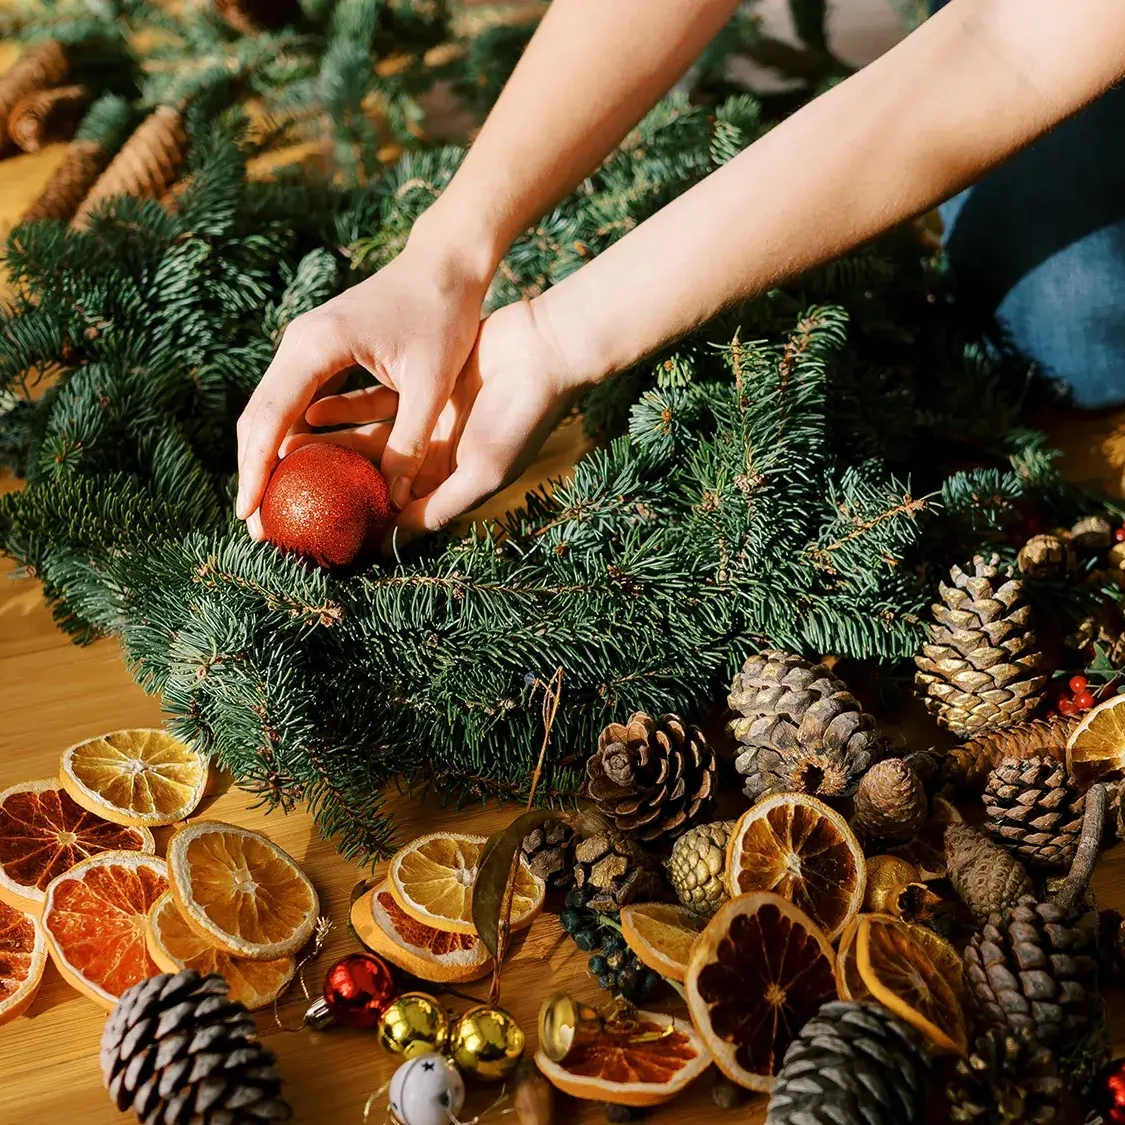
[667,820,734,916]
[915,556,1048,738]
[945,822,1033,925]
[72,106,187,230]
[1069,514,1114,553]
[947,1027,1064,1125]
[214,0,303,34]
[101,970,292,1125]
[585,712,716,842]
[851,758,927,845]
[521,820,575,888]
[8,83,89,152]
[963,894,1098,1050]
[982,757,1085,869]
[944,715,1074,791]
[728,650,889,801]
[0,40,68,148]
[572,823,664,912]
[765,1001,930,1125]
[1017,533,1075,581]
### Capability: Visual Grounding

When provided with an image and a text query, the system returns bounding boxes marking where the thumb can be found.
[384,463,502,551]
[380,386,446,511]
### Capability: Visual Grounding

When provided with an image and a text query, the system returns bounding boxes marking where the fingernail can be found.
[390,476,412,511]
[235,490,247,519]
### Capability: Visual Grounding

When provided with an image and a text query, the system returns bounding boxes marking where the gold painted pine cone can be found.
[667,820,734,916]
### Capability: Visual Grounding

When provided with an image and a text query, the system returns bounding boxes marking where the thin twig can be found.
[1051,782,1105,914]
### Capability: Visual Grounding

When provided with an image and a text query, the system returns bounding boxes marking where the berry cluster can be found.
[1057,674,1096,718]
[561,886,662,1004]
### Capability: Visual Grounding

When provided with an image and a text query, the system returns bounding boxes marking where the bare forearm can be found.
[533,0,1125,385]
[409,0,742,280]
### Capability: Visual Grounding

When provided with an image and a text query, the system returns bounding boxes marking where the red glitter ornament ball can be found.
[321,952,397,1030]
[1095,1058,1125,1124]
[259,442,391,571]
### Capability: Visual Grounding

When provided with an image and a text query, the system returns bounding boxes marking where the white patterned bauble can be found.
[388,1052,466,1125]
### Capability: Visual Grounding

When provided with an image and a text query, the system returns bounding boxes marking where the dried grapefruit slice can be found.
[619,903,708,983]
[855,914,966,1054]
[726,793,866,941]
[42,851,167,1009]
[167,821,319,961]
[685,891,836,1091]
[1067,694,1125,791]
[350,882,492,983]
[60,728,207,827]
[833,916,872,1002]
[146,892,295,1011]
[388,832,544,935]
[535,1010,709,1106]
[0,898,47,1025]
[0,779,154,916]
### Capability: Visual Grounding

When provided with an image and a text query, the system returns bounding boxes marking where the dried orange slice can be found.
[60,728,207,827]
[855,914,966,1054]
[833,916,872,1002]
[535,1010,709,1106]
[726,793,866,941]
[619,903,708,983]
[42,851,167,1009]
[167,821,319,961]
[146,892,295,1011]
[1067,694,1125,791]
[0,779,154,916]
[0,898,47,1025]
[685,891,836,1091]
[388,832,544,935]
[350,882,492,983]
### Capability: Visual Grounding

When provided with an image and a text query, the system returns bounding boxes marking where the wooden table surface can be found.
[6,43,1125,1125]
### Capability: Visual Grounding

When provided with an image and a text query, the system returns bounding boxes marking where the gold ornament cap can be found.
[537,991,603,1064]
[448,1004,526,1082]
[378,992,449,1059]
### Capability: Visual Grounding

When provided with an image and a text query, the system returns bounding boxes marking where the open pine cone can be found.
[585,712,716,842]
[983,757,1085,869]
[572,822,665,911]
[947,1027,1064,1125]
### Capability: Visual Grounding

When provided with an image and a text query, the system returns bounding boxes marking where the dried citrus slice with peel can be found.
[168,821,319,961]
[686,891,836,1091]
[350,882,492,983]
[388,832,543,935]
[0,779,154,915]
[726,792,866,941]
[1067,694,1125,791]
[619,902,708,983]
[146,892,295,1011]
[42,851,167,1009]
[833,916,871,1002]
[60,729,207,827]
[855,914,966,1054]
[534,1010,709,1106]
[0,898,47,1024]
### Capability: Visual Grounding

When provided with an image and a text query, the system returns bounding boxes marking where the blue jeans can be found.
[931,0,1125,407]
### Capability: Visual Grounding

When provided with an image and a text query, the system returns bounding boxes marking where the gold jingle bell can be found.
[378,992,449,1059]
[448,1004,526,1081]
[538,991,606,1064]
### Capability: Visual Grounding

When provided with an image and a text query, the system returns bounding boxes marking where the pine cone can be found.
[214,0,303,34]
[585,712,716,842]
[1069,515,1113,554]
[521,820,574,888]
[1017,533,1076,581]
[72,106,187,230]
[9,83,89,152]
[948,1028,1064,1124]
[945,822,1033,925]
[765,1001,930,1125]
[0,40,68,149]
[915,556,1048,737]
[983,757,1085,869]
[944,715,1075,791]
[667,820,734,916]
[851,758,927,845]
[963,895,1098,1050]
[728,650,888,801]
[101,970,292,1124]
[572,824,664,912]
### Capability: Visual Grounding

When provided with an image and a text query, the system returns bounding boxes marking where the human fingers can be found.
[279,423,394,464]
[304,384,399,427]
[379,381,452,513]
[384,461,505,552]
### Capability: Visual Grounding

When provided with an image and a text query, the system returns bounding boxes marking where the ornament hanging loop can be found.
[272,916,333,1032]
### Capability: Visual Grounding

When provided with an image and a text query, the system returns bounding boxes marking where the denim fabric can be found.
[929,0,1125,407]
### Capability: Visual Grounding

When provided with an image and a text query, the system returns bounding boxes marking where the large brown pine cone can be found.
[585,712,716,842]
[945,822,1033,925]
[947,1027,1064,1125]
[944,715,1075,791]
[0,40,68,148]
[915,556,1048,738]
[963,895,1099,1051]
[8,83,89,152]
[983,757,1085,869]
[728,650,888,801]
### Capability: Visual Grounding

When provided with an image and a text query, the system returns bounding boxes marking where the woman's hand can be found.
[236,225,494,534]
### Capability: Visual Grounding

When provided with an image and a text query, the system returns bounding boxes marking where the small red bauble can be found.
[318,952,397,1030]
[1075,690,1096,710]
[1094,1058,1125,1124]
[1069,674,1089,694]
[1058,698,1078,716]
[1115,527,1125,542]
[259,443,391,571]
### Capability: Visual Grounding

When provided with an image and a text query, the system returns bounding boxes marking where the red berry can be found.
[1116,527,1125,542]
[1069,674,1089,694]
[1058,698,1078,716]
[1075,691,1096,710]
